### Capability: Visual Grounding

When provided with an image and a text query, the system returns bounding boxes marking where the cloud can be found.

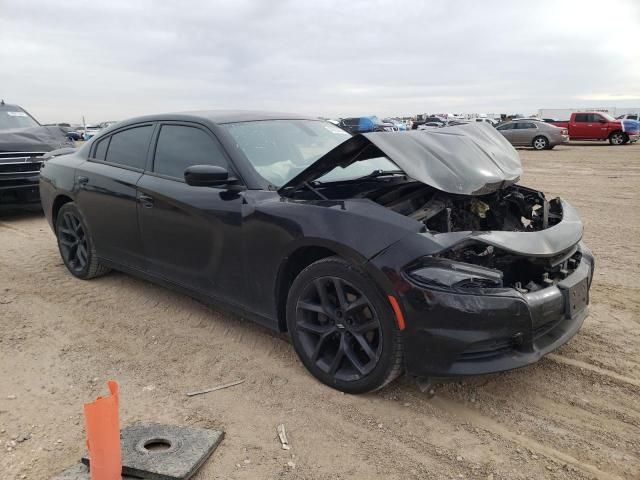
[1,0,638,123]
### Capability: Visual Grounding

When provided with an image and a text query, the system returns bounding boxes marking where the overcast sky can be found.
[1,0,638,124]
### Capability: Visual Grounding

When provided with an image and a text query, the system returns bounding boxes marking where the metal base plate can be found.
[80,423,224,480]
[51,463,139,479]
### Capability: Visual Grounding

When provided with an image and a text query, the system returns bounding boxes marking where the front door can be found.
[496,123,514,143]
[137,122,245,302]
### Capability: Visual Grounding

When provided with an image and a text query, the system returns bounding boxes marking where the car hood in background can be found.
[0,125,73,152]
[279,123,522,196]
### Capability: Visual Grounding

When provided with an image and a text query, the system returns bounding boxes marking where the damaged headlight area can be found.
[407,258,504,290]
[416,243,584,293]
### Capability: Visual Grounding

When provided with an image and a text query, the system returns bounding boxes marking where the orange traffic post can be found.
[83,380,122,480]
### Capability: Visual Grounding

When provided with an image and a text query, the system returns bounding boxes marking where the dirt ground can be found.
[1,142,639,480]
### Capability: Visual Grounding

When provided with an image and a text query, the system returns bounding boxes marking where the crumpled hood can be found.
[279,123,522,196]
[0,125,72,152]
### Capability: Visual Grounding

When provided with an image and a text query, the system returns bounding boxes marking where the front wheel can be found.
[609,132,627,145]
[532,136,549,150]
[56,203,110,279]
[286,257,403,393]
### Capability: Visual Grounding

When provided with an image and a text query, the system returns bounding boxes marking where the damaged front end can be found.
[370,181,584,293]
[280,124,593,378]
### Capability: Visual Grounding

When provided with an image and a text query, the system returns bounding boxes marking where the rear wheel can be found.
[532,136,549,150]
[56,203,110,279]
[286,257,403,393]
[609,132,627,145]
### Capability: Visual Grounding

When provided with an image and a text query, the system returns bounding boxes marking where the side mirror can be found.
[184,165,235,187]
[598,118,607,123]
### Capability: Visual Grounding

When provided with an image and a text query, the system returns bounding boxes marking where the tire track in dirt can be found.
[546,353,640,389]
[429,397,625,480]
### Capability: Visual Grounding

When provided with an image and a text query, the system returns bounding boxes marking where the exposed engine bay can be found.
[368,182,578,292]
[370,182,562,233]
[290,177,580,293]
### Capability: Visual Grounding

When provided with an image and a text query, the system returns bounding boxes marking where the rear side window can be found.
[93,137,110,160]
[153,125,228,179]
[574,114,588,122]
[105,125,154,170]
[515,122,537,129]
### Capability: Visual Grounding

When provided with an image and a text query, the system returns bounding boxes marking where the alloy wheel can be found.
[295,276,383,382]
[533,137,547,150]
[58,211,89,273]
[611,133,624,145]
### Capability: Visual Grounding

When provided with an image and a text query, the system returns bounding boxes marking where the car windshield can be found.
[224,119,398,187]
[0,109,40,130]
[599,113,616,121]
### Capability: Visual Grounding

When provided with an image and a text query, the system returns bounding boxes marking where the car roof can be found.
[114,110,316,128]
[0,103,26,111]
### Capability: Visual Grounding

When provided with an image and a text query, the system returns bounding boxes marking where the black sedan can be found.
[39,112,593,393]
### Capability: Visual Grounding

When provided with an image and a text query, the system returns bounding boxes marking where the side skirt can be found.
[98,258,282,333]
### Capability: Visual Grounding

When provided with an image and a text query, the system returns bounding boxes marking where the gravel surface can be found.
[1,142,639,480]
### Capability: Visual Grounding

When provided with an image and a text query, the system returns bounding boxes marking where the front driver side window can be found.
[153,125,228,180]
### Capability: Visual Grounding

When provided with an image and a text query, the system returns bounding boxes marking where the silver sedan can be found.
[496,120,568,150]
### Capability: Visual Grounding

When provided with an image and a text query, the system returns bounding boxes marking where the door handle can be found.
[138,194,154,208]
[77,176,89,185]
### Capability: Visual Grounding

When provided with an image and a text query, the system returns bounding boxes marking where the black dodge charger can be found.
[39,111,593,393]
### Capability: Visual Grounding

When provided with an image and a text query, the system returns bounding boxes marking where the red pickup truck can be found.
[549,112,639,145]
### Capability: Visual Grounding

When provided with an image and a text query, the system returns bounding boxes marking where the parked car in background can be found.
[616,113,640,122]
[383,118,408,131]
[39,111,593,393]
[45,124,83,141]
[338,116,395,133]
[83,121,119,140]
[497,119,568,150]
[412,117,445,129]
[474,118,497,126]
[0,101,74,206]
[548,113,639,145]
[417,122,443,130]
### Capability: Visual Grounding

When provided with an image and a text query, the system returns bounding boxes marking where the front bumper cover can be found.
[374,242,593,378]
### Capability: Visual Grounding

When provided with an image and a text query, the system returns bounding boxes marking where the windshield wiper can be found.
[355,169,406,181]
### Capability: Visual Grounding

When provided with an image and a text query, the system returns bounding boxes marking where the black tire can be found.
[286,256,403,393]
[532,136,549,150]
[56,202,110,279]
[609,131,627,145]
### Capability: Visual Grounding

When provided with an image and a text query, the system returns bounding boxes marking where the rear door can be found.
[75,123,155,269]
[137,122,245,300]
[570,113,591,139]
[512,122,538,145]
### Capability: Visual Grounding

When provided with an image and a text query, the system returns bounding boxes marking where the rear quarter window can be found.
[92,137,110,161]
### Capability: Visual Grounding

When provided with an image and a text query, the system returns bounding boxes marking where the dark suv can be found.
[0,101,74,206]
